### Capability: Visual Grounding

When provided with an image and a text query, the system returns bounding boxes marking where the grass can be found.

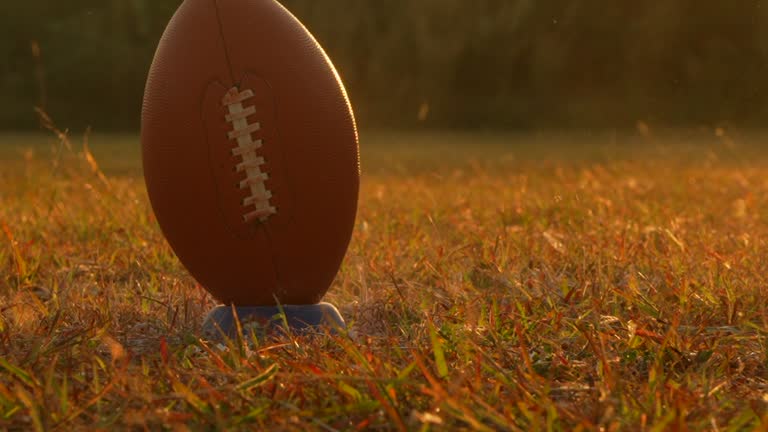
[1,127,767,430]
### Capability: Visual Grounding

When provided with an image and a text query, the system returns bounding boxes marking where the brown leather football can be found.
[141,0,360,306]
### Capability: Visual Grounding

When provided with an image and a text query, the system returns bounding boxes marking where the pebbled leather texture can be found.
[141,0,360,306]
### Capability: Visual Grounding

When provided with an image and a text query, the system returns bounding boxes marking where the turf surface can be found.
[1,129,767,430]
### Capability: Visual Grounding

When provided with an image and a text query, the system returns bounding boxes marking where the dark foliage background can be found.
[2,0,767,131]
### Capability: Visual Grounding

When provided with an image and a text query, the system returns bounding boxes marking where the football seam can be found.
[222,87,277,222]
[212,0,236,85]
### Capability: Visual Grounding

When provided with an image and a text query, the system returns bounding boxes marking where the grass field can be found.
[1,129,767,430]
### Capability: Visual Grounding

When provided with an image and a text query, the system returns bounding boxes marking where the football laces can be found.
[222,87,277,223]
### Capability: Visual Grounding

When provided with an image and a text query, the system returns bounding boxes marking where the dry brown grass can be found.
[1,129,767,430]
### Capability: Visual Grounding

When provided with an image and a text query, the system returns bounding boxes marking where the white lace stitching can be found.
[222,87,277,222]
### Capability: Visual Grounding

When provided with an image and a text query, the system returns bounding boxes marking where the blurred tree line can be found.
[2,0,767,131]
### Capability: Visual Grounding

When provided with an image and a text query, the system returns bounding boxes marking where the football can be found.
[141,0,360,306]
